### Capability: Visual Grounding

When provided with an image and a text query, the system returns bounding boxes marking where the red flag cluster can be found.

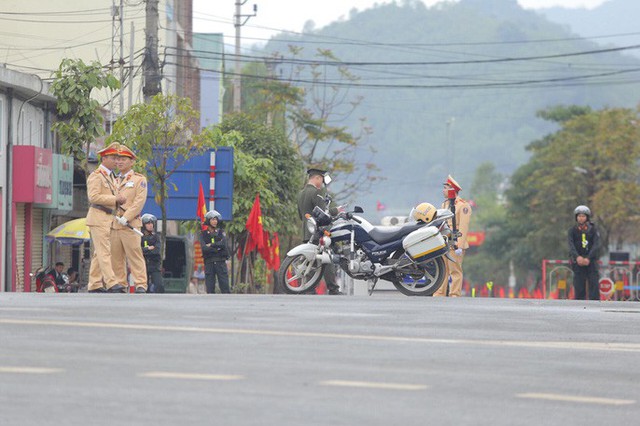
[244,194,281,270]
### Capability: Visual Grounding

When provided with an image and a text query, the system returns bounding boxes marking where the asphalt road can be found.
[1,293,639,426]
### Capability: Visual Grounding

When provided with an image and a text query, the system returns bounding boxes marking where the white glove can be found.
[116,216,128,226]
[454,248,463,256]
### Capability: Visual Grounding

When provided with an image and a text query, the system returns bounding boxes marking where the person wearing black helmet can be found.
[200,210,230,294]
[141,213,165,293]
[568,205,601,300]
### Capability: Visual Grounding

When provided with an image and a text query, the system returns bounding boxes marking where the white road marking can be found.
[517,393,635,406]
[320,380,427,391]
[0,307,53,311]
[0,367,63,374]
[2,318,640,353]
[140,371,243,381]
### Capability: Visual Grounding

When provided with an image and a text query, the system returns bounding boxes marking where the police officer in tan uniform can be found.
[111,145,149,293]
[86,142,127,293]
[434,175,472,297]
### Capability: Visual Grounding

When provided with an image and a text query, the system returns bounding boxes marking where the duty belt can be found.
[90,204,113,214]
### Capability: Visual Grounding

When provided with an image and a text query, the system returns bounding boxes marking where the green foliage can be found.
[109,94,223,255]
[217,113,304,238]
[463,162,508,285]
[487,105,640,277]
[50,58,120,174]
[238,45,381,204]
[535,105,592,124]
[284,47,381,203]
[214,113,303,290]
[241,59,304,129]
[263,1,640,211]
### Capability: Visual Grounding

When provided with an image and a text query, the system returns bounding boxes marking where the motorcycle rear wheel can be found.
[390,251,446,296]
[277,254,325,294]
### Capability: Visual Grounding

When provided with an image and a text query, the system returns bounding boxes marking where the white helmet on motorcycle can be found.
[410,202,437,224]
[574,205,591,220]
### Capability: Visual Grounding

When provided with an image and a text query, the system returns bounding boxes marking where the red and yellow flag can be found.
[197,181,207,230]
[245,193,265,252]
[271,232,281,271]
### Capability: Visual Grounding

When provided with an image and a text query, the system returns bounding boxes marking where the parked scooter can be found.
[33,266,82,293]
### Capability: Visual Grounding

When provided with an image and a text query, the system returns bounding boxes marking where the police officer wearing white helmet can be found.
[200,210,230,294]
[568,205,600,300]
[141,213,165,293]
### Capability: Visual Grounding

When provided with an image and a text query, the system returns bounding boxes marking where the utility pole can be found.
[446,117,455,175]
[233,1,257,112]
[143,0,161,103]
[110,0,123,130]
[128,21,135,108]
[118,0,124,115]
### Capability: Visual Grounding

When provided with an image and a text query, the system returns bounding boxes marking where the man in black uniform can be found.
[568,205,600,300]
[297,167,342,295]
[201,210,230,294]
[141,213,165,293]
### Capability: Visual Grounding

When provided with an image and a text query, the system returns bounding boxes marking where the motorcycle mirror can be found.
[323,174,332,185]
[447,188,457,199]
[353,206,364,213]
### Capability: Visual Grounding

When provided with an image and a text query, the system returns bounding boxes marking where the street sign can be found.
[143,147,234,221]
[599,277,614,295]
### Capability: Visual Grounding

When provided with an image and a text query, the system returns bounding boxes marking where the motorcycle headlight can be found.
[306,217,317,235]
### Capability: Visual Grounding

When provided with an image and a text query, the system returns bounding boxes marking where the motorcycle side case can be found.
[403,226,448,264]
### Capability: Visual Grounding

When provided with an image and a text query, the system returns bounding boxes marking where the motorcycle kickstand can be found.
[367,278,379,296]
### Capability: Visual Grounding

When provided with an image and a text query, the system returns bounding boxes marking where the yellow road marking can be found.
[140,371,243,381]
[2,318,640,353]
[320,380,427,391]
[517,393,635,406]
[0,367,63,374]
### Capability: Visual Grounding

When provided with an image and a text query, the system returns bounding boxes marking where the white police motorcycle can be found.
[277,200,455,296]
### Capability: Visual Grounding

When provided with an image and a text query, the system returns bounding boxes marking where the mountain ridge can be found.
[262,0,640,215]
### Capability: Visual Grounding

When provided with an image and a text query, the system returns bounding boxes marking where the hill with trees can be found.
[260,0,640,215]
[537,0,640,58]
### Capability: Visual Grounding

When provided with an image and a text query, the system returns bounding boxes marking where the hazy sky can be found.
[193,0,609,48]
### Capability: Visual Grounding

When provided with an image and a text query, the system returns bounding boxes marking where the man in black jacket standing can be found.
[201,210,230,294]
[141,213,165,293]
[568,205,600,300]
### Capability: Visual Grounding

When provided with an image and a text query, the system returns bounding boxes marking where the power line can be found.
[162,58,640,90]
[0,8,112,16]
[0,15,121,24]
[165,43,640,68]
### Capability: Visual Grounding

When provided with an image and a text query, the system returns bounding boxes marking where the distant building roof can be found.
[0,65,56,103]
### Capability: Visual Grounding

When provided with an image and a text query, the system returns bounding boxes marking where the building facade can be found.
[0,0,199,119]
[1,1,201,291]
[0,67,70,291]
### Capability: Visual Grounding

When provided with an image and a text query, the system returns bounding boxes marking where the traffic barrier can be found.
[542,259,640,301]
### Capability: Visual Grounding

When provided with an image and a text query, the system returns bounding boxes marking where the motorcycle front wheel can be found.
[391,251,447,296]
[277,254,325,294]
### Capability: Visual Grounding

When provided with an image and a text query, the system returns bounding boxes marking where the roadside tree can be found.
[109,94,225,254]
[494,105,640,275]
[50,58,120,175]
